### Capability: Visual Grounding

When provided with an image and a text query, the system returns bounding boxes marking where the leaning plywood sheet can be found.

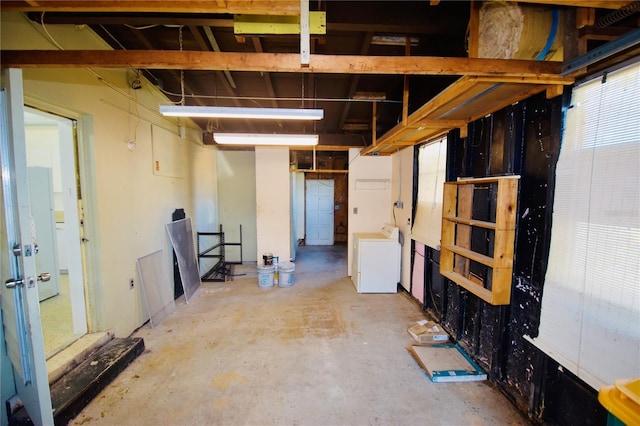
[137,250,175,327]
[166,218,202,303]
[408,344,487,382]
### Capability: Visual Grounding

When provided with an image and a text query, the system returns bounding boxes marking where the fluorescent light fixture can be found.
[160,105,323,120]
[213,133,319,146]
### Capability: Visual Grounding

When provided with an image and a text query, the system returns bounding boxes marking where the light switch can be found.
[353,207,358,214]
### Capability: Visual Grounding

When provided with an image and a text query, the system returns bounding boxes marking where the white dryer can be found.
[351,224,401,293]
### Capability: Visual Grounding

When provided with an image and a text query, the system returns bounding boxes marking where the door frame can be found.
[23,97,104,333]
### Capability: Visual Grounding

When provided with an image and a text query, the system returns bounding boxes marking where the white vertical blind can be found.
[411,137,447,249]
[530,60,640,390]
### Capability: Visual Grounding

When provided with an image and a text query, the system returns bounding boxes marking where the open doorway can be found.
[24,107,88,358]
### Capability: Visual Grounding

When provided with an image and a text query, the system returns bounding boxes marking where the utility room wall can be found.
[347,148,393,276]
[217,151,257,263]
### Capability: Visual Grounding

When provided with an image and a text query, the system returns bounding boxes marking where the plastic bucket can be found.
[278,262,295,287]
[257,264,275,288]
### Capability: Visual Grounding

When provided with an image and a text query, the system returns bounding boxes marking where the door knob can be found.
[5,277,24,289]
[5,273,50,289]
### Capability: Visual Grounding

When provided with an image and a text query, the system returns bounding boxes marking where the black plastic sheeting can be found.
[413,92,607,422]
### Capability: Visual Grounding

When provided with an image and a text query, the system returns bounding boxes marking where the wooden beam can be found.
[202,26,237,89]
[372,101,377,145]
[1,50,565,78]
[513,0,630,9]
[467,0,481,58]
[0,0,301,14]
[252,37,278,108]
[337,32,373,133]
[546,84,565,99]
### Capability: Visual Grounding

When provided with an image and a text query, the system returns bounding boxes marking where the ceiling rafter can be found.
[128,26,209,108]
[1,0,301,14]
[27,14,467,36]
[251,37,279,108]
[1,50,569,80]
[337,32,374,133]
[186,25,240,104]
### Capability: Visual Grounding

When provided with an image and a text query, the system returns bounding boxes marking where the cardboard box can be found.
[408,320,449,345]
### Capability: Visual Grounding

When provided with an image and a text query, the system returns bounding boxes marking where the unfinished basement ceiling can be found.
[3,1,640,154]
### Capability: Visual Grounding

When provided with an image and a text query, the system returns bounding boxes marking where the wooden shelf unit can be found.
[440,176,520,305]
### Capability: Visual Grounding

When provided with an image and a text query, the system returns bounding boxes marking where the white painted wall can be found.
[347,148,393,276]
[2,12,219,337]
[217,151,257,262]
[255,147,291,263]
[391,147,415,291]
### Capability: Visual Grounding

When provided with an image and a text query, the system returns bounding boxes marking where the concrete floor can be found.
[70,245,528,425]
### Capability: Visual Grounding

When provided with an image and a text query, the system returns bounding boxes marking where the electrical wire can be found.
[155,86,402,104]
[40,12,64,50]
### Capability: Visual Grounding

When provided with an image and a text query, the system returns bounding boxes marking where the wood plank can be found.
[0,0,301,14]
[493,230,515,269]
[489,268,513,305]
[0,50,564,77]
[454,184,473,277]
[443,216,496,230]
[513,0,629,9]
[440,270,495,305]
[495,177,519,229]
[456,175,520,185]
[442,245,494,268]
[440,184,457,272]
[546,84,565,99]
[467,0,481,58]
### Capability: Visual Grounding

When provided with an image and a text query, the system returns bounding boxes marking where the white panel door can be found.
[1,68,54,425]
[28,167,60,302]
[305,179,334,245]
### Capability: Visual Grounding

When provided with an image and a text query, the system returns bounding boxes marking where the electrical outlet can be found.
[394,200,404,208]
[129,278,134,289]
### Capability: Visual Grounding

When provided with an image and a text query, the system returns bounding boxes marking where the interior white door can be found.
[1,68,54,425]
[28,167,60,302]
[305,179,334,245]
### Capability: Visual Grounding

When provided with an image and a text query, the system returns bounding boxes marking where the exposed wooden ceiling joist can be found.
[23,15,467,36]
[0,0,300,15]
[514,0,631,8]
[1,50,570,80]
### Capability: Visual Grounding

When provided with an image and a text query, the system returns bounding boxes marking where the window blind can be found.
[411,137,447,249]
[529,60,640,390]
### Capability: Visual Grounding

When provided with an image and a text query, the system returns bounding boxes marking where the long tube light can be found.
[160,105,323,120]
[213,133,319,146]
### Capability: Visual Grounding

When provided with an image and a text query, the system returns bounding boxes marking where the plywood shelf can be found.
[440,176,519,306]
[442,216,496,230]
[441,245,494,268]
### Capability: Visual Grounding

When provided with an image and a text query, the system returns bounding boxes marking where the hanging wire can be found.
[179,25,185,106]
[40,12,64,50]
[301,74,305,109]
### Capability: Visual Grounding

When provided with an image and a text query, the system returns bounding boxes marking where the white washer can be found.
[351,224,401,293]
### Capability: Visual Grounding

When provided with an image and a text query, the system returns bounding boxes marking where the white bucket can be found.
[277,262,295,287]
[257,264,275,288]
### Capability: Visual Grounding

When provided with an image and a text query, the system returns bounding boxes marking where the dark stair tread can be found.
[50,337,145,425]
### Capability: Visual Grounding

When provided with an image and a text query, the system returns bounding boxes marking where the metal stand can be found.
[197,224,243,282]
